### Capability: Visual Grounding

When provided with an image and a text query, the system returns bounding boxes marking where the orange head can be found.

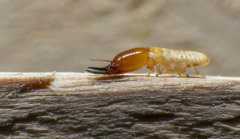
[87,48,149,74]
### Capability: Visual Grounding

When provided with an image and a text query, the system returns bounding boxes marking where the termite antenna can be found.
[90,59,111,63]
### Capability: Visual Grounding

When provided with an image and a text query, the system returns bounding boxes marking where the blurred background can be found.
[0,0,240,76]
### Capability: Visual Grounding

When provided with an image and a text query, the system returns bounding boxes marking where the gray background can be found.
[0,0,239,76]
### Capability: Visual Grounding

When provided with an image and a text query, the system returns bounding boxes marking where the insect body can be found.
[87,47,210,76]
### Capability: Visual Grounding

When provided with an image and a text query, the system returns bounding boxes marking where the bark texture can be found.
[0,73,240,139]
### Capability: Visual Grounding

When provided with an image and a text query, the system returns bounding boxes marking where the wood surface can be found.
[0,72,240,139]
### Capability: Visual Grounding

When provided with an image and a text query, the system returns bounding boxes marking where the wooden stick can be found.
[0,72,239,95]
[0,72,240,138]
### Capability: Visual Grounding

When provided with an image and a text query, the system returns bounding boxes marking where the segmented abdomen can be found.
[162,48,209,67]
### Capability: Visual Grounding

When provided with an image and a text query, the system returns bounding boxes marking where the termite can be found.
[87,47,210,77]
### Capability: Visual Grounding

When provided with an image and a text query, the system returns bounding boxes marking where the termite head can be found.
[87,62,121,74]
[87,48,149,74]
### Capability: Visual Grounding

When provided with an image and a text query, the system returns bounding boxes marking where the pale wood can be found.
[0,72,240,139]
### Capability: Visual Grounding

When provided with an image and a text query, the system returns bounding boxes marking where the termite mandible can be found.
[87,47,210,77]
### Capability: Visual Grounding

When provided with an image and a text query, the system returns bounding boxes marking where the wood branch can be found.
[0,72,240,139]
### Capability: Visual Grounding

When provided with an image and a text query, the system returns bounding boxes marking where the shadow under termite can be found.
[92,74,140,83]
[87,73,205,85]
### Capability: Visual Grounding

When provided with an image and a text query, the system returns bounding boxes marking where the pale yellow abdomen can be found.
[149,47,209,69]
[161,48,209,67]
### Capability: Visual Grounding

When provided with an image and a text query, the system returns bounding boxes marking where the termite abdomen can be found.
[161,49,209,67]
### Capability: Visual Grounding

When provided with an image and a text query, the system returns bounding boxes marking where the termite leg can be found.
[156,64,163,77]
[194,67,200,75]
[146,61,155,77]
[178,73,189,78]
[187,65,204,78]
[160,65,177,77]
[176,68,188,78]
[147,67,155,77]
[193,67,205,78]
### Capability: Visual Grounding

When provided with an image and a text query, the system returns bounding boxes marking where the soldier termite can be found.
[87,47,210,77]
